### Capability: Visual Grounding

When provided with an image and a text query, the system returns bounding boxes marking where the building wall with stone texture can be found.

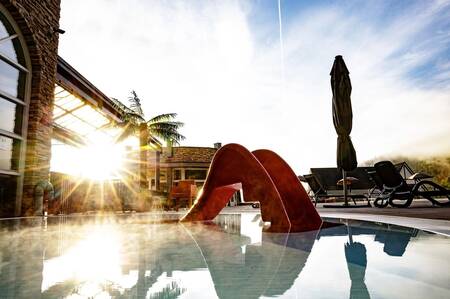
[1,0,61,215]
[148,146,218,192]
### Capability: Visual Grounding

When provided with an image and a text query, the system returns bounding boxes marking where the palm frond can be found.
[149,127,185,144]
[114,95,185,146]
[163,121,184,128]
[149,128,185,141]
[121,111,145,125]
[147,113,178,124]
[128,90,145,117]
[148,122,184,132]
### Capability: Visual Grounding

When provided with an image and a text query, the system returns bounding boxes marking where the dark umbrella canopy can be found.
[331,55,357,171]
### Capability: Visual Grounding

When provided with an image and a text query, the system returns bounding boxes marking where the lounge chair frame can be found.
[304,173,370,207]
[373,161,450,208]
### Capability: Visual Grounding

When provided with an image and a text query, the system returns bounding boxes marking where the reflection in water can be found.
[374,229,416,257]
[147,281,185,299]
[344,242,370,299]
[318,221,418,257]
[0,215,449,298]
[0,218,46,298]
[187,220,317,299]
[42,227,124,293]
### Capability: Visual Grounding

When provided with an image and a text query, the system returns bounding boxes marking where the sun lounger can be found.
[366,170,383,198]
[303,174,332,206]
[303,168,375,206]
[373,161,450,208]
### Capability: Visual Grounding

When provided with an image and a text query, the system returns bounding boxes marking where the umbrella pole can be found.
[347,222,353,244]
[343,169,349,206]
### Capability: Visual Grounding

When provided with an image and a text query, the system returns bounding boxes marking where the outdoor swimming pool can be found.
[0,214,448,299]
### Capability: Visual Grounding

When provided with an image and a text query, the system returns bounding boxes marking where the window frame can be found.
[172,167,208,186]
[184,168,208,181]
[0,4,32,215]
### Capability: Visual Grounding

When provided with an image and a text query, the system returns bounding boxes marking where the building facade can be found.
[1,1,223,216]
[149,144,220,192]
[1,1,136,217]
[0,0,61,217]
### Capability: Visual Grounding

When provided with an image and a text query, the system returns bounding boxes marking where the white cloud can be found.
[59,0,450,174]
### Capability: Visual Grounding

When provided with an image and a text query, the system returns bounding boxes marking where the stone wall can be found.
[1,0,61,215]
[163,146,217,163]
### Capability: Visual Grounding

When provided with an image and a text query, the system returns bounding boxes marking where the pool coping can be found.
[318,211,450,236]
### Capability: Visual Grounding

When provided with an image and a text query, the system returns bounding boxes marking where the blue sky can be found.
[58,0,450,173]
[249,0,450,90]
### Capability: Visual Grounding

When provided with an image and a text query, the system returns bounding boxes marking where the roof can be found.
[53,56,125,146]
[163,146,217,164]
[56,56,127,121]
[54,56,162,148]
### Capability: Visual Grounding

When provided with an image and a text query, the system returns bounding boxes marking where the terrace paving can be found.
[218,200,450,235]
[317,201,450,220]
[220,200,450,220]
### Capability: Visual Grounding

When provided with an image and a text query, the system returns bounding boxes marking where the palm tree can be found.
[116,90,185,196]
[117,91,185,145]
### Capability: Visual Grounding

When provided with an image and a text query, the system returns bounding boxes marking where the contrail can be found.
[278,0,285,86]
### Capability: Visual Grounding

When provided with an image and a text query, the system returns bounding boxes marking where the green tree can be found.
[117,90,185,144]
[116,91,185,203]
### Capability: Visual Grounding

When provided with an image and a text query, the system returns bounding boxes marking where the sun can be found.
[51,129,138,181]
[78,136,125,181]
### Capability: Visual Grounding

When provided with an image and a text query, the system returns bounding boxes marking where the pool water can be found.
[0,214,449,299]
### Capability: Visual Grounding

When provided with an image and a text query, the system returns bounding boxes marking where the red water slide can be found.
[180,143,322,232]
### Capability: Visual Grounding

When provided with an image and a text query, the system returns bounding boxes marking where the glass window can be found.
[0,97,22,134]
[0,174,17,217]
[0,38,16,61]
[55,114,95,136]
[53,106,66,119]
[185,169,207,180]
[0,13,12,39]
[159,170,167,182]
[0,8,28,212]
[55,94,84,111]
[173,169,182,180]
[72,105,109,128]
[0,58,25,98]
[0,22,8,39]
[0,135,19,170]
[0,11,25,67]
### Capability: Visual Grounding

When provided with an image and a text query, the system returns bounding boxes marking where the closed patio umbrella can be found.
[331,55,357,206]
[344,241,371,299]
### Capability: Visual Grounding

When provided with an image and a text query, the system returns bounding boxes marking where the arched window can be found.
[0,6,30,215]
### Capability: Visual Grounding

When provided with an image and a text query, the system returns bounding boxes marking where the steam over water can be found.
[0,214,449,298]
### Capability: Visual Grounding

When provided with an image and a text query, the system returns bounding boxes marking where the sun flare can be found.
[78,140,124,180]
[51,132,135,181]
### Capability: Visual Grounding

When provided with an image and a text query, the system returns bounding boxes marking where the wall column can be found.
[155,150,160,191]
[139,123,148,190]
